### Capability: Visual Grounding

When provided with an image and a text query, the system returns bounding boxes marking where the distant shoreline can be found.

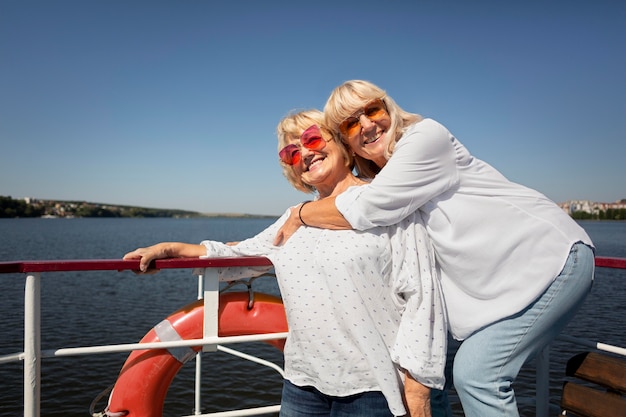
[0,196,279,219]
[35,213,279,219]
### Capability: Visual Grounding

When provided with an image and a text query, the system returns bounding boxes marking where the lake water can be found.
[0,218,624,416]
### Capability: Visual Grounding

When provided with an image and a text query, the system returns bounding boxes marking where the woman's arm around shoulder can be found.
[273,198,351,246]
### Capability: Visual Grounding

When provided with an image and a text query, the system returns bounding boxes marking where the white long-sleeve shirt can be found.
[336,118,593,340]
[201,209,446,416]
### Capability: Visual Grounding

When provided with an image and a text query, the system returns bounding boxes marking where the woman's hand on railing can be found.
[123,243,168,273]
[123,242,206,273]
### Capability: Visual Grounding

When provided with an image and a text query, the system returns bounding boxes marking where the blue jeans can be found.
[430,335,457,417]
[434,243,594,417]
[279,379,393,417]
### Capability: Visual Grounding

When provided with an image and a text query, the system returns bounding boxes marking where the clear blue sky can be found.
[1,1,624,216]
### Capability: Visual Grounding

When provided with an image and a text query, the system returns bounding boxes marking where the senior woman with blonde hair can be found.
[124,109,446,417]
[274,80,595,417]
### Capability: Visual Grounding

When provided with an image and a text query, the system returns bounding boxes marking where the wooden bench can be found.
[560,351,626,417]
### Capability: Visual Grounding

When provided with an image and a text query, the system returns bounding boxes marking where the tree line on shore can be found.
[0,196,202,218]
[571,209,626,221]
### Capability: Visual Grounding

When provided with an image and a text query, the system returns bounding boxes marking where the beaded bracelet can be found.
[298,201,312,227]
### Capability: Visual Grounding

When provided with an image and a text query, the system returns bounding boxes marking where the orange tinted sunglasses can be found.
[338,98,388,138]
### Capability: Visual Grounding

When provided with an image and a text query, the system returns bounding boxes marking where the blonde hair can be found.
[276,109,353,193]
[324,80,422,178]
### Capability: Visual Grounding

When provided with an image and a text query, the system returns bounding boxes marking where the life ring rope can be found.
[89,384,125,417]
[221,274,276,309]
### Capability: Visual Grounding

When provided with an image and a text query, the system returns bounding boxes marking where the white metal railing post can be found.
[192,268,220,415]
[535,344,550,417]
[202,268,220,351]
[24,272,42,417]
[194,273,205,415]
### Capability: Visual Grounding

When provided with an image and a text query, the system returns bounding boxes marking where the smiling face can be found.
[286,128,351,197]
[324,81,396,170]
[324,80,423,177]
[339,98,392,168]
[276,110,355,195]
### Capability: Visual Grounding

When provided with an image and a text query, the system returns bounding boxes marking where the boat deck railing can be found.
[1,256,625,417]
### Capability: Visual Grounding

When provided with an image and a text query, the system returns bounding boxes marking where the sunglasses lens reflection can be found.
[365,102,385,119]
[279,144,301,165]
[341,118,360,137]
[301,125,325,150]
[302,135,324,150]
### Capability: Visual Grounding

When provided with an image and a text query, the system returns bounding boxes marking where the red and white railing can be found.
[1,256,625,417]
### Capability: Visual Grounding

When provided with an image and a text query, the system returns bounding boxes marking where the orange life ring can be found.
[105,291,287,417]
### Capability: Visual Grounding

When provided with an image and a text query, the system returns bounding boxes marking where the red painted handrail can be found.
[0,256,273,274]
[594,256,626,269]
[0,256,624,274]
